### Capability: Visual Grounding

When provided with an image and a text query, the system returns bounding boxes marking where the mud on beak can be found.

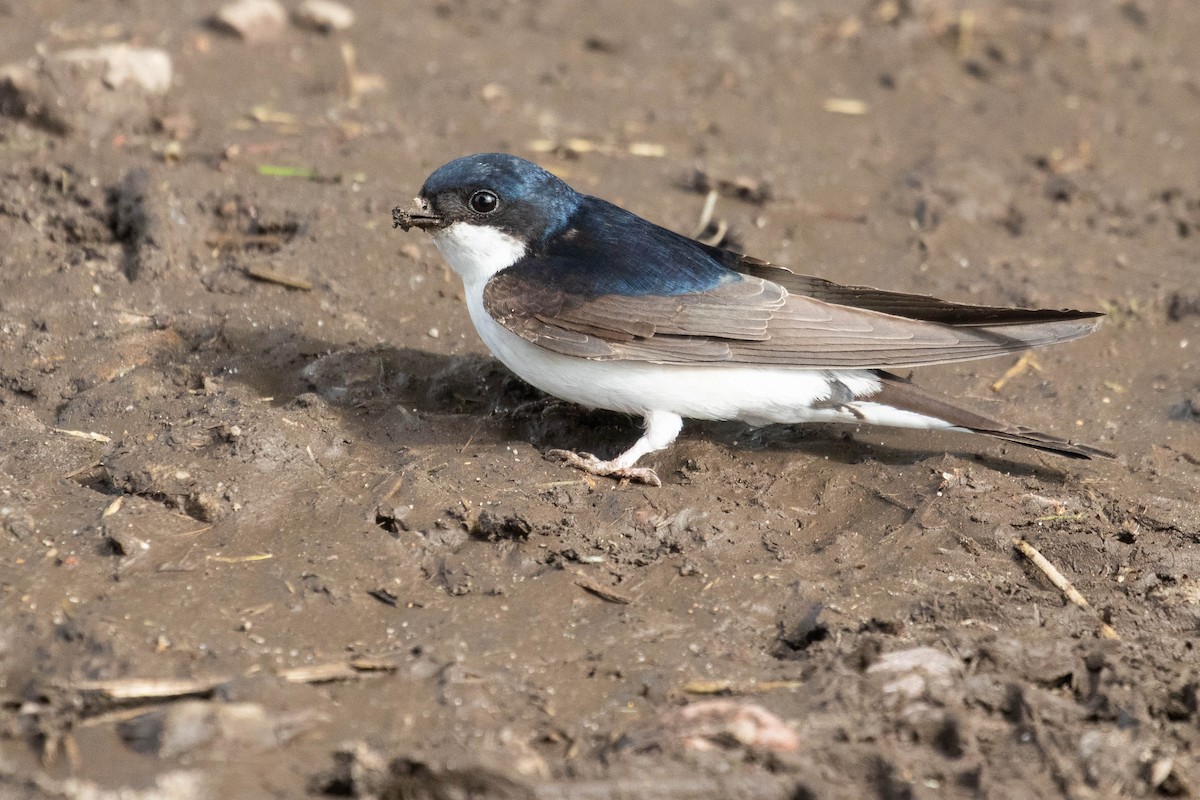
[391,197,444,231]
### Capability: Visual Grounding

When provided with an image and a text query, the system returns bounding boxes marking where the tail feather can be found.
[871,372,1114,460]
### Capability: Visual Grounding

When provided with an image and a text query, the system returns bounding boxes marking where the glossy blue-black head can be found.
[393,154,580,245]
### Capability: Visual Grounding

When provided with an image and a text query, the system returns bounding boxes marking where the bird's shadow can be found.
[200,322,1075,484]
[701,420,1071,481]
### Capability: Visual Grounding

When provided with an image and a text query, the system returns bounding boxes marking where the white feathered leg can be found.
[547,410,683,486]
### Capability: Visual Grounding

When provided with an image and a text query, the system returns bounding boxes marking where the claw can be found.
[546,449,662,487]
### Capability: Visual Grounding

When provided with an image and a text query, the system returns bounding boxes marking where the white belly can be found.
[465,280,896,426]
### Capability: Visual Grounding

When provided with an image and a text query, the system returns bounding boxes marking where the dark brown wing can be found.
[482,268,1102,369]
[725,254,1102,326]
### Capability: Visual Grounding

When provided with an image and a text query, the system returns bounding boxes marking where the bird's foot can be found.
[546,449,662,487]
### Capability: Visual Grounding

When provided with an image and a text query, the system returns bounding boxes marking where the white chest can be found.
[431,222,527,285]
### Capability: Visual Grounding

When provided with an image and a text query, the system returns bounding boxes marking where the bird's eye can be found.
[468,190,499,214]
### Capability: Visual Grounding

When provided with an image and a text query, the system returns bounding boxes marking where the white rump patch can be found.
[851,401,964,432]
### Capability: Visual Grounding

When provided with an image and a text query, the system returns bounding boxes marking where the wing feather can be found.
[482,262,1102,370]
[726,254,1101,326]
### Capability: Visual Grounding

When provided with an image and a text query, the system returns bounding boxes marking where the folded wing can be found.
[482,258,1102,370]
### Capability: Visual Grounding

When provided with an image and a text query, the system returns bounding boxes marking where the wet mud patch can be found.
[2,1,1200,798]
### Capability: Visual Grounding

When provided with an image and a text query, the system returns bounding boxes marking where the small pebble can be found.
[294,0,356,32]
[214,0,287,42]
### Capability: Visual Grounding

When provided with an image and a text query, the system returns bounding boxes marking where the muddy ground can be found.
[1,0,1199,797]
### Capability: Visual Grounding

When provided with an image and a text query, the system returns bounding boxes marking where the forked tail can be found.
[871,372,1114,460]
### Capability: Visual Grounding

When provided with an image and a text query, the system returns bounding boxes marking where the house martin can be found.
[393,153,1110,486]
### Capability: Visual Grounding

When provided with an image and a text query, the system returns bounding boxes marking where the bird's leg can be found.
[547,410,683,487]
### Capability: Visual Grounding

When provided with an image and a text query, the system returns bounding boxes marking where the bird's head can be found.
[393,153,580,282]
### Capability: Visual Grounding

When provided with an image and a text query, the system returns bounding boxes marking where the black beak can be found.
[392,198,444,231]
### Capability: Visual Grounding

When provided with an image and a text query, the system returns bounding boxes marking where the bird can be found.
[392,153,1111,486]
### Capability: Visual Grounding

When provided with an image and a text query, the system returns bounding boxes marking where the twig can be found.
[573,572,632,604]
[526,138,665,159]
[342,42,386,107]
[53,428,111,443]
[1012,538,1119,640]
[681,679,804,695]
[75,705,176,729]
[278,655,400,684]
[173,525,213,537]
[991,352,1041,392]
[208,552,273,563]
[696,219,728,247]
[957,10,975,60]
[691,189,719,238]
[243,265,313,291]
[823,97,868,115]
[459,417,487,453]
[64,461,103,480]
[691,190,730,246]
[65,676,227,701]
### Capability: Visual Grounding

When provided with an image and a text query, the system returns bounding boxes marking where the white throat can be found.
[431,222,527,287]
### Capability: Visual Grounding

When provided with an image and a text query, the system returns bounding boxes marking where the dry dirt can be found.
[2,1,1199,798]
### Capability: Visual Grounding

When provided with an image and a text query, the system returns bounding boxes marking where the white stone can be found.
[53,45,173,94]
[215,0,287,42]
[867,647,961,700]
[0,45,172,135]
[294,0,356,32]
